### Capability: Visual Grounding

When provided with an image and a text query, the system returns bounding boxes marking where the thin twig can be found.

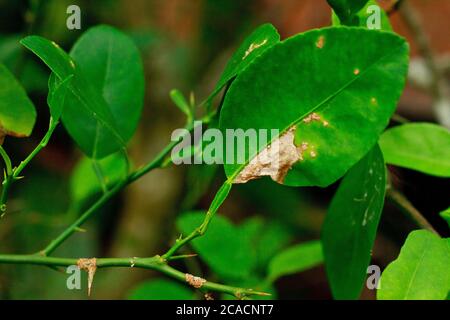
[41,123,195,256]
[0,254,269,298]
[391,113,410,124]
[0,119,58,218]
[162,180,233,259]
[386,188,439,235]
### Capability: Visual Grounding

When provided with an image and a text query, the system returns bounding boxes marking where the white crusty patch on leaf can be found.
[234,126,304,184]
[77,258,97,296]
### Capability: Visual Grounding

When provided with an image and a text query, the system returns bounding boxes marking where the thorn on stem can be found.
[77,258,97,296]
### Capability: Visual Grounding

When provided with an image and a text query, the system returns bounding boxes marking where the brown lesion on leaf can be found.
[303,112,329,127]
[185,273,207,289]
[353,68,360,75]
[234,126,303,184]
[316,35,325,49]
[77,258,97,296]
[233,116,329,184]
[0,122,32,143]
[243,39,268,60]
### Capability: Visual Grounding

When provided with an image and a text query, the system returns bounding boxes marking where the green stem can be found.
[41,181,127,256]
[0,253,268,298]
[0,146,12,176]
[42,122,196,256]
[14,121,56,179]
[386,188,439,235]
[0,117,242,296]
[162,180,233,259]
[0,120,57,218]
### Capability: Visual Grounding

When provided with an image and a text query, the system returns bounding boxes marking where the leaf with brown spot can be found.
[205,24,280,110]
[219,27,409,187]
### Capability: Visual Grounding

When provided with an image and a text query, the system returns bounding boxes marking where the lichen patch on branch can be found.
[77,258,97,296]
[185,273,207,289]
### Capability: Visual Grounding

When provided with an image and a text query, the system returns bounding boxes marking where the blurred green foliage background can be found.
[0,0,448,299]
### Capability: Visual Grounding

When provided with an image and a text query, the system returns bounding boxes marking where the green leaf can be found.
[47,75,73,122]
[219,27,409,187]
[331,0,393,31]
[322,146,386,299]
[207,23,280,105]
[69,25,145,144]
[70,152,128,205]
[21,35,124,158]
[0,64,36,141]
[379,123,450,177]
[0,35,48,93]
[176,211,256,280]
[21,25,144,159]
[170,89,192,119]
[327,0,369,25]
[440,207,450,229]
[240,217,293,270]
[127,279,194,300]
[267,240,323,283]
[377,230,450,300]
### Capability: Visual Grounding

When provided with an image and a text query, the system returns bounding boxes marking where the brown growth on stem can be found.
[77,258,97,296]
[185,273,206,289]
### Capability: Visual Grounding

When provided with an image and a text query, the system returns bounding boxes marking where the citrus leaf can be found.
[267,240,323,283]
[377,230,450,300]
[440,207,450,229]
[327,0,369,24]
[207,23,280,105]
[380,123,450,177]
[70,152,128,206]
[331,0,393,31]
[0,64,36,141]
[127,279,194,300]
[21,35,125,158]
[322,145,386,299]
[219,27,409,187]
[47,75,73,122]
[69,25,145,144]
[240,217,293,270]
[170,89,192,118]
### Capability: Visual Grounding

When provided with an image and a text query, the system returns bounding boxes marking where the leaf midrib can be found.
[403,236,430,299]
